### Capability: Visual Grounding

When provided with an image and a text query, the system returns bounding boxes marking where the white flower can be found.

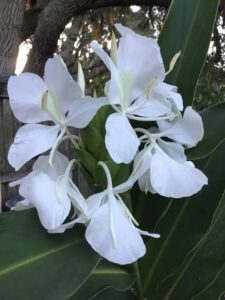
[12,153,89,232]
[8,55,107,170]
[91,24,182,164]
[119,107,208,198]
[85,162,159,265]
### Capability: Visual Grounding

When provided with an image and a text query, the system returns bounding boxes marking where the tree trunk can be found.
[0,0,25,82]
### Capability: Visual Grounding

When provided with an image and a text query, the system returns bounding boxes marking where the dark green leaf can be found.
[153,190,225,300]
[158,0,219,106]
[187,101,225,160]
[70,260,135,299]
[140,141,225,299]
[0,210,100,300]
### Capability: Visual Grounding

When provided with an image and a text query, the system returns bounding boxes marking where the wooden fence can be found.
[0,83,91,211]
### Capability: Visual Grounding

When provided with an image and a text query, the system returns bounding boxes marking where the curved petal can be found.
[86,191,106,215]
[44,55,82,113]
[138,170,157,194]
[11,199,33,211]
[114,23,135,36]
[8,124,60,170]
[8,73,49,123]
[66,96,108,128]
[33,151,69,180]
[20,173,71,230]
[113,147,152,193]
[105,113,140,164]
[157,139,186,162]
[10,152,68,189]
[150,147,208,198]
[117,34,165,102]
[159,82,183,111]
[91,42,121,105]
[159,107,204,147]
[48,215,86,234]
[85,199,146,265]
[129,95,171,118]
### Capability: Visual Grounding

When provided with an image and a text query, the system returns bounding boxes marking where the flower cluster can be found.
[7,24,207,265]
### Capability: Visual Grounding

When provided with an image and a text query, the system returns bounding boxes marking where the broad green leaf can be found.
[70,260,135,299]
[153,190,225,300]
[192,263,225,300]
[0,210,100,300]
[139,141,225,299]
[91,288,136,299]
[158,0,219,106]
[187,101,225,160]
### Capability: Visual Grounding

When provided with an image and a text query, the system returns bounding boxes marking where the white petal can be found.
[11,199,33,211]
[91,42,121,105]
[114,23,135,36]
[20,173,71,230]
[105,113,140,164]
[32,151,68,179]
[86,192,106,216]
[44,55,82,113]
[150,147,208,198]
[157,139,187,162]
[159,82,183,111]
[10,152,68,189]
[159,107,204,147]
[66,96,108,128]
[169,91,183,112]
[85,198,146,265]
[8,73,49,123]
[117,34,165,102]
[138,170,157,194]
[90,42,116,72]
[129,95,171,118]
[133,148,156,194]
[8,124,60,170]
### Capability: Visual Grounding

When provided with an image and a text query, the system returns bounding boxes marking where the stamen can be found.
[116,194,139,226]
[127,112,179,122]
[146,78,155,98]
[66,128,80,148]
[41,90,48,111]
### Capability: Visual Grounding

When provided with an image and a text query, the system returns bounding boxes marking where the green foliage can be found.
[187,101,225,160]
[69,261,135,299]
[158,0,220,107]
[1,0,224,299]
[0,210,100,300]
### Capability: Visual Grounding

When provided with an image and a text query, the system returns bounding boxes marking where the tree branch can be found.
[24,0,225,75]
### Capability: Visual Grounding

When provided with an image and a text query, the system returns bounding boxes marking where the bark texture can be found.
[22,0,225,75]
[0,0,25,83]
[23,0,171,74]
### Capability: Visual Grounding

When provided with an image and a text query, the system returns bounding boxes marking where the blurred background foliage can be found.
[47,5,225,110]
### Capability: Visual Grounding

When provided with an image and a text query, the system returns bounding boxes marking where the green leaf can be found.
[158,0,219,106]
[187,101,225,160]
[70,260,135,299]
[139,141,225,299]
[91,288,136,300]
[0,210,100,300]
[153,190,225,300]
